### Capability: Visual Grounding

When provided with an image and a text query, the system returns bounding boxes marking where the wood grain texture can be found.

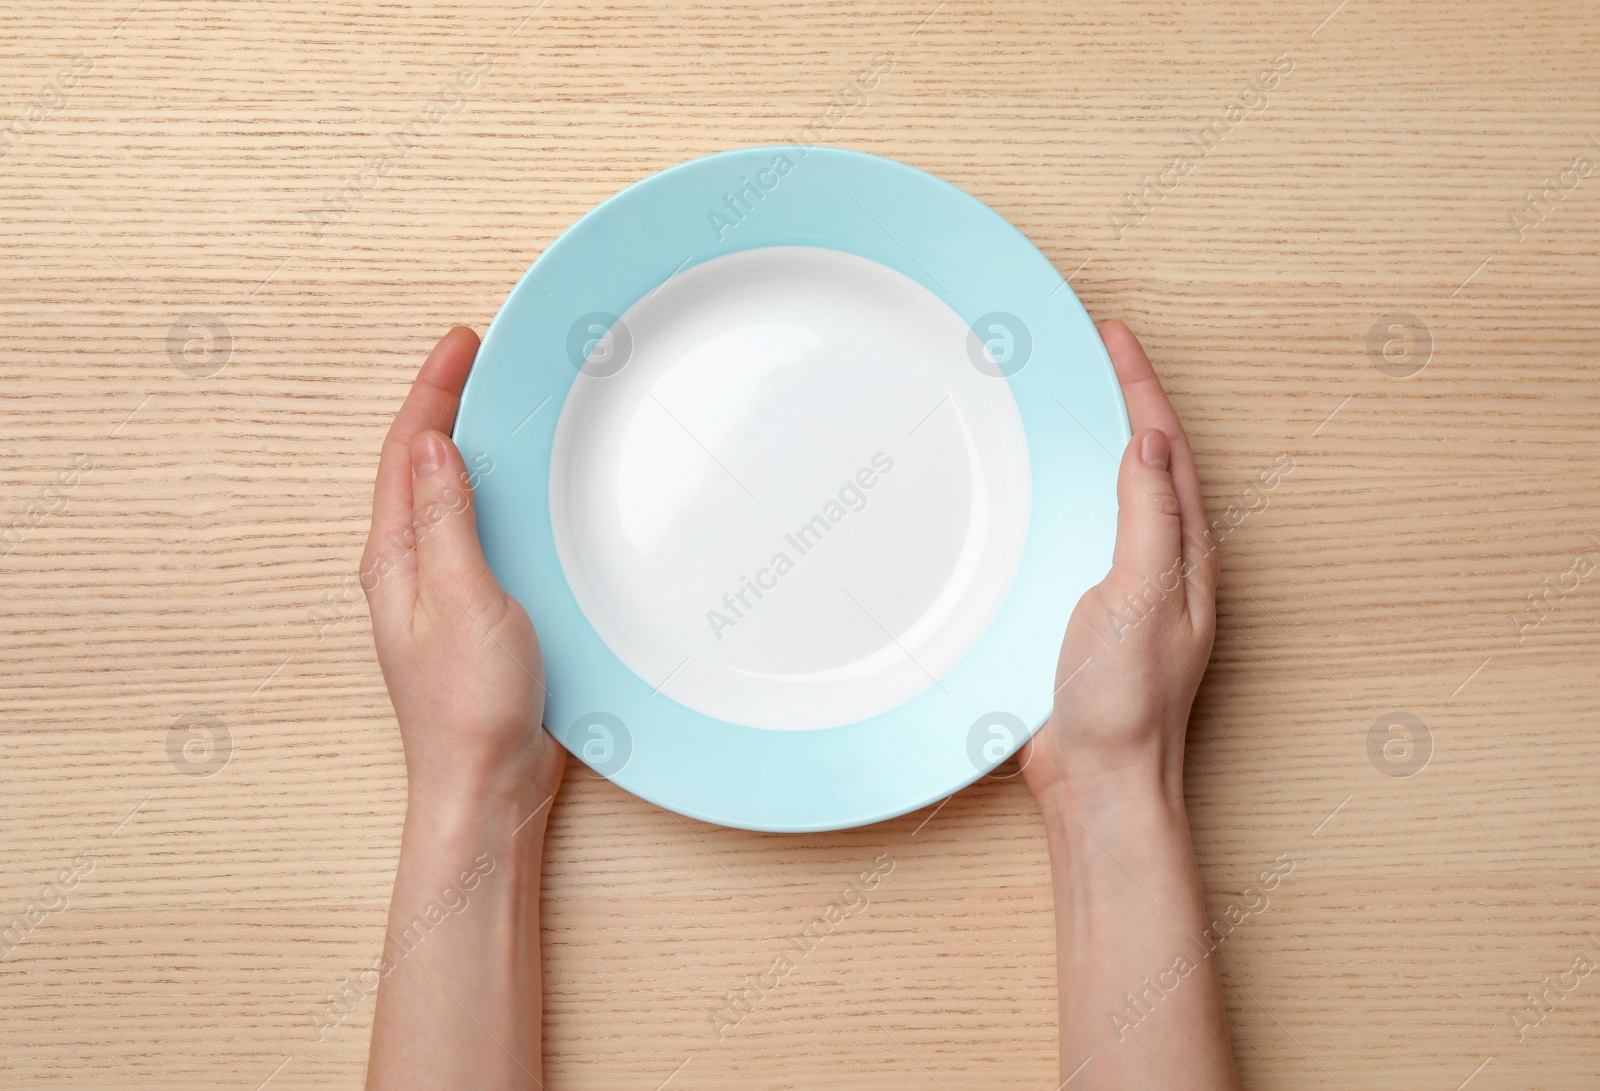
[2,1,1598,1087]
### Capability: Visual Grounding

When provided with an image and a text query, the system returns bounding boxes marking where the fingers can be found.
[1110,428,1183,593]
[409,430,501,615]
[1098,321,1218,606]
[362,327,481,607]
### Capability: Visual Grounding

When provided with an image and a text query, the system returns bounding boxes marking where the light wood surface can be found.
[3,1,1598,1088]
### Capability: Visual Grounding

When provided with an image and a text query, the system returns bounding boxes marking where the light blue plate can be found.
[454,146,1127,832]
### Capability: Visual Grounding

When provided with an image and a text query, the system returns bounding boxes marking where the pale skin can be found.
[1021,320,1238,1089]
[361,326,563,1091]
[361,321,1237,1090]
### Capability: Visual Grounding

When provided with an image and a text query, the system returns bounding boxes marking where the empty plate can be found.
[454,146,1126,832]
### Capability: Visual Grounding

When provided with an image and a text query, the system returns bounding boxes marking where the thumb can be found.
[409,430,498,610]
[1109,428,1184,595]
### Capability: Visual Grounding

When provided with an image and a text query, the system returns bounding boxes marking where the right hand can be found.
[1021,320,1218,808]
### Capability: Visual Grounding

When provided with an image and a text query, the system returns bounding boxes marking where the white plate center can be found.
[549,246,1031,731]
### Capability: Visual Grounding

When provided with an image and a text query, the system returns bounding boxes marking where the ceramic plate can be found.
[453,146,1127,832]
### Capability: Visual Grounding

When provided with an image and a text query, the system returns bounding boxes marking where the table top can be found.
[2,2,1597,1088]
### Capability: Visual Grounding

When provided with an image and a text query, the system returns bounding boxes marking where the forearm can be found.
[366,783,551,1091]
[1040,769,1239,1090]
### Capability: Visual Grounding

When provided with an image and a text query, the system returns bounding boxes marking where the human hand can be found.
[361,326,565,818]
[1021,320,1218,811]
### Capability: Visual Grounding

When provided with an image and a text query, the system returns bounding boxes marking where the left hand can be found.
[360,326,565,817]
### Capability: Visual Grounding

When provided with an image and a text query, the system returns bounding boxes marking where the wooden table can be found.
[2,1,1597,1087]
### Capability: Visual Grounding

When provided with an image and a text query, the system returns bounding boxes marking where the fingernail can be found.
[1140,430,1170,470]
[413,434,445,478]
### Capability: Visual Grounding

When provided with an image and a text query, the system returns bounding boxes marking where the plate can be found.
[453,146,1127,832]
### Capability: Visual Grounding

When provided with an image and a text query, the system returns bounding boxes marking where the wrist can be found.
[1028,711,1187,814]
[1037,770,1195,881]
[1036,755,1186,829]
[404,765,555,851]
[402,725,562,834]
